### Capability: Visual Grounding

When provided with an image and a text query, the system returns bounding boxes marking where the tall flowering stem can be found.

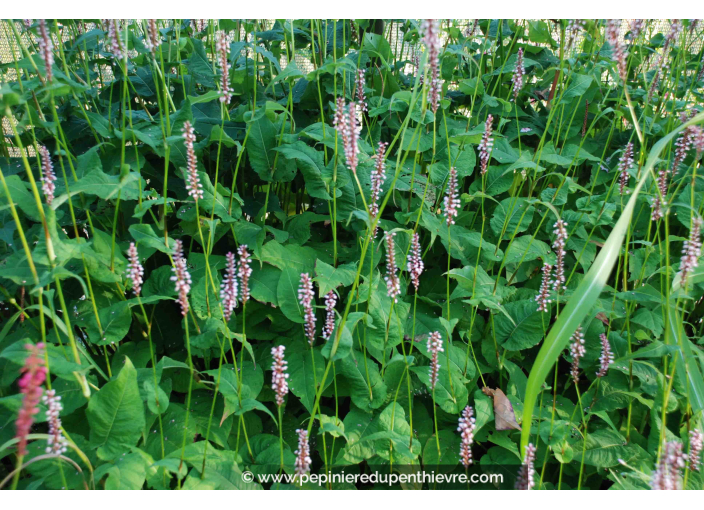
[569,326,586,384]
[355,69,367,112]
[39,146,56,205]
[515,443,536,490]
[596,333,613,378]
[651,441,686,490]
[237,245,252,304]
[271,345,289,406]
[478,115,494,175]
[15,343,47,456]
[294,429,312,476]
[618,142,634,195]
[679,217,702,286]
[651,166,669,221]
[38,19,53,83]
[369,141,388,236]
[422,19,442,113]
[145,19,159,55]
[126,242,144,296]
[322,291,337,341]
[42,389,68,455]
[535,262,552,312]
[299,273,316,345]
[182,121,204,200]
[216,31,232,104]
[552,219,568,292]
[442,167,461,226]
[458,406,475,468]
[427,331,443,390]
[606,19,628,81]
[511,48,525,100]
[384,232,401,303]
[221,252,238,322]
[171,240,192,316]
[407,232,424,292]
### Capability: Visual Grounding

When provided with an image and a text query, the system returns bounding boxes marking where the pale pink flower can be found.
[171,240,191,316]
[630,20,646,40]
[384,232,401,303]
[651,166,669,221]
[322,291,337,341]
[145,19,159,55]
[422,19,442,113]
[15,343,46,456]
[294,429,312,476]
[271,345,289,407]
[42,389,68,455]
[299,273,316,345]
[511,48,525,100]
[552,219,568,292]
[689,429,703,472]
[458,406,475,468]
[569,326,586,384]
[618,142,634,195]
[443,167,461,226]
[39,146,56,205]
[221,252,238,321]
[478,115,494,175]
[651,441,686,490]
[337,102,361,174]
[596,333,613,377]
[216,31,232,104]
[126,242,144,296]
[38,20,53,83]
[103,19,124,61]
[237,245,252,304]
[536,262,552,312]
[407,232,424,292]
[182,121,203,200]
[355,69,367,112]
[515,443,536,490]
[606,19,628,81]
[427,331,443,390]
[369,141,388,237]
[678,217,703,286]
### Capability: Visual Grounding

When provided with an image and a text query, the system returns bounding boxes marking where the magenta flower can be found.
[126,242,144,296]
[478,115,494,175]
[216,31,232,104]
[458,406,476,468]
[596,333,613,378]
[237,245,252,304]
[294,429,312,476]
[221,252,238,322]
[427,331,443,390]
[171,240,191,316]
[515,443,536,490]
[182,121,204,200]
[384,232,401,303]
[42,389,68,455]
[322,291,337,341]
[443,167,461,226]
[535,262,552,312]
[271,345,289,407]
[38,20,53,83]
[15,343,47,456]
[298,273,316,345]
[618,142,634,195]
[407,232,424,292]
[38,146,56,205]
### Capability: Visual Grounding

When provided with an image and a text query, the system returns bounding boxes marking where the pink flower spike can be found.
[569,326,586,384]
[618,142,634,195]
[678,217,703,286]
[171,240,191,316]
[126,242,144,296]
[596,333,613,378]
[443,167,461,226]
[38,20,54,83]
[182,121,204,200]
[427,331,443,390]
[216,31,232,104]
[515,443,536,490]
[221,252,238,322]
[322,291,337,341]
[15,343,47,456]
[407,232,424,292]
[298,273,316,346]
[422,19,442,113]
[535,262,552,312]
[511,48,525,100]
[237,245,252,305]
[458,406,476,468]
[478,115,494,175]
[42,389,68,455]
[271,345,289,407]
[355,69,367,112]
[384,232,401,303]
[294,429,312,476]
[38,146,56,205]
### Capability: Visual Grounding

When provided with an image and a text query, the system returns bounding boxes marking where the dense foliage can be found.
[1,18,704,490]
